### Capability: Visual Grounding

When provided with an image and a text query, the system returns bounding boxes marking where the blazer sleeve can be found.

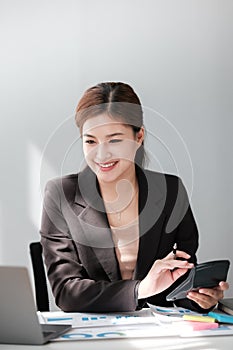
[40,179,140,312]
[172,179,215,313]
[146,177,214,313]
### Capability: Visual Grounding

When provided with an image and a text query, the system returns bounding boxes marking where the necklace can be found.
[105,188,139,222]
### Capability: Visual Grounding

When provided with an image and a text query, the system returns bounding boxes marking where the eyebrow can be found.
[83,132,125,138]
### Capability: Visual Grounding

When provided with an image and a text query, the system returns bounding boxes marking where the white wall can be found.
[1,0,232,307]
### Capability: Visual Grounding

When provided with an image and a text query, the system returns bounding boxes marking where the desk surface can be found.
[0,335,232,350]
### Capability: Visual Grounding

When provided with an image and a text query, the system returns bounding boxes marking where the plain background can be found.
[1,0,232,309]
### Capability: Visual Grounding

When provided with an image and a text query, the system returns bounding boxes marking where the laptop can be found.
[0,266,71,345]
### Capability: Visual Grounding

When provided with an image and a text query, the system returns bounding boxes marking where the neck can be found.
[98,164,138,202]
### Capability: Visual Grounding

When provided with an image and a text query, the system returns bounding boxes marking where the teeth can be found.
[100,162,116,168]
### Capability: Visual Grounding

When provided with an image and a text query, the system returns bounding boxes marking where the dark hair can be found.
[75,82,146,167]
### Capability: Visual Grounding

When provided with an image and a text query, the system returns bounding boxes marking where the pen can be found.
[173,243,177,259]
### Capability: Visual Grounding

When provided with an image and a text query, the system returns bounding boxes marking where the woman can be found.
[40,82,228,312]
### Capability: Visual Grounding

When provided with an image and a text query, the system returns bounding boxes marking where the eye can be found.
[85,140,96,144]
[109,139,123,143]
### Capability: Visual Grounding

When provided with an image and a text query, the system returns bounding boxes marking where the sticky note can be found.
[208,311,233,324]
[185,321,219,331]
[183,315,216,323]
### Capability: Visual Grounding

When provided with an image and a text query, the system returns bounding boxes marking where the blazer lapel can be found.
[134,168,167,280]
[74,167,120,282]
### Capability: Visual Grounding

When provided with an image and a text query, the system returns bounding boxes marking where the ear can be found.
[136,127,144,146]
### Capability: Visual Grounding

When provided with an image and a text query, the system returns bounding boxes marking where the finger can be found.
[187,292,217,309]
[199,281,229,295]
[172,268,189,281]
[165,250,191,261]
[218,281,229,291]
[175,250,191,259]
[198,288,224,300]
[158,259,193,271]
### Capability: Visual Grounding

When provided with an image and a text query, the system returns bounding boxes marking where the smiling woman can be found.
[82,116,143,185]
[40,82,228,313]
[75,82,145,168]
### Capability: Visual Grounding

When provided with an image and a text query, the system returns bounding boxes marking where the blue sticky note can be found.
[208,311,233,324]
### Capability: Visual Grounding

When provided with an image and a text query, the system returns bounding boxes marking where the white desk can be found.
[0,335,232,350]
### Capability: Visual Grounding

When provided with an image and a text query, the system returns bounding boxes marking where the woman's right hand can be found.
[138,250,194,299]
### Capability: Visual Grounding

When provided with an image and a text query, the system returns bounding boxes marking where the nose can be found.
[95,142,112,162]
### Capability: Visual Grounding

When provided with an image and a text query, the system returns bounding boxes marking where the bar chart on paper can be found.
[39,309,156,327]
[39,309,179,340]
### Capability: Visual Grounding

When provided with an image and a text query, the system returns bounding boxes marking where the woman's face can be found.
[82,114,143,184]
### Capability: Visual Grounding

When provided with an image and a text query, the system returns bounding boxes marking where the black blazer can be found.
[40,166,204,313]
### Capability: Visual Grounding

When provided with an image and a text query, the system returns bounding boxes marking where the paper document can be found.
[39,308,153,328]
[38,306,233,341]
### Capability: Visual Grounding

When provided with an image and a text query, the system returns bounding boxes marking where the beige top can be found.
[111,219,139,280]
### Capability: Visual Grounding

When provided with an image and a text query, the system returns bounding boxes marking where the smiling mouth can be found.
[96,161,119,170]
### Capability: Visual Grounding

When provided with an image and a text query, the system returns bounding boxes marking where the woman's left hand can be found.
[187,281,229,309]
